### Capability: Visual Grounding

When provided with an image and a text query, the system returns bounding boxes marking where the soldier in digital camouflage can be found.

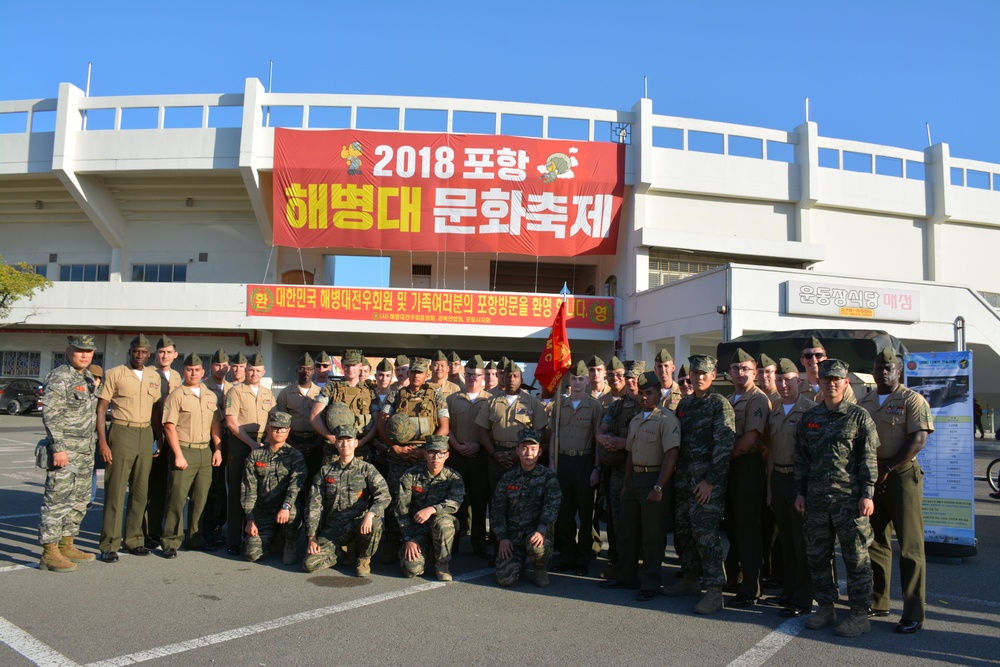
[395,435,465,581]
[242,411,308,564]
[794,358,878,638]
[38,335,99,571]
[303,424,390,576]
[491,429,562,588]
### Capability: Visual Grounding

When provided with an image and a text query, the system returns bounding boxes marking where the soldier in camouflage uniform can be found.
[242,412,308,564]
[396,435,465,581]
[369,358,399,466]
[38,335,99,572]
[303,425,390,576]
[795,359,878,638]
[595,360,644,569]
[492,429,562,588]
[311,349,377,464]
[666,354,735,616]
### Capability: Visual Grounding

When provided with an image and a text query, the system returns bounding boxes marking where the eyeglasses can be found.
[316,364,331,368]
[427,451,448,458]
[610,372,626,379]
[729,365,755,374]
[801,352,826,360]
[271,427,290,432]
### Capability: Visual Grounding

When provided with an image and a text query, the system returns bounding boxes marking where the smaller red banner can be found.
[535,302,573,394]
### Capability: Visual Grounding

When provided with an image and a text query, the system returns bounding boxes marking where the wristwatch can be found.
[652,485,663,493]
[281,503,291,511]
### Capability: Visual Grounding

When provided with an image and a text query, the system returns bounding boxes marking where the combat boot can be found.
[282,540,298,565]
[436,561,452,582]
[58,536,95,563]
[39,543,76,572]
[834,612,871,637]
[356,557,371,578]
[663,574,701,596]
[806,604,838,630]
[533,567,550,588]
[693,585,724,615]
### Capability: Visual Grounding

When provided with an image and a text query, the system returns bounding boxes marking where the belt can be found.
[495,441,518,450]
[773,465,794,474]
[112,419,151,428]
[292,430,317,438]
[180,442,210,450]
[559,449,594,457]
[633,465,661,473]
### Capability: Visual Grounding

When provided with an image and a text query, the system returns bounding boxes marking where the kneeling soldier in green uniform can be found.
[396,435,465,581]
[242,411,307,564]
[303,425,390,576]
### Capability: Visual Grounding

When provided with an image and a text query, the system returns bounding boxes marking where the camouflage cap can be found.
[676,364,689,378]
[571,360,589,377]
[297,352,315,367]
[777,358,800,375]
[688,354,717,373]
[333,424,358,439]
[608,356,625,371]
[447,351,462,363]
[341,349,363,365]
[756,353,777,369]
[68,334,96,351]
[395,354,410,367]
[818,358,850,379]
[637,370,662,389]
[375,358,393,373]
[586,355,605,368]
[654,348,673,363]
[156,335,175,350]
[182,352,203,367]
[424,435,449,451]
[465,355,486,371]
[518,428,542,445]
[875,348,900,365]
[624,360,645,378]
[210,348,229,364]
[315,350,332,364]
[87,364,104,378]
[431,350,448,362]
[247,353,265,367]
[231,352,248,365]
[130,334,151,349]
[803,336,824,351]
[410,357,430,373]
[729,348,754,366]
[267,411,292,429]
[485,360,497,370]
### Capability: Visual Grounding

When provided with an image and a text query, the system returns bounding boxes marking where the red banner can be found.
[272,129,625,256]
[246,285,613,330]
[535,302,573,393]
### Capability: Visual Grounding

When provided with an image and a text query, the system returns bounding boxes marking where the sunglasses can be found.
[677,378,692,386]
[802,352,826,360]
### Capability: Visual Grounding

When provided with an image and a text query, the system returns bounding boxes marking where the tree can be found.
[0,255,52,324]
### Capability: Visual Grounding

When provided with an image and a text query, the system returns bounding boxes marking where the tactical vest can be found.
[600,394,642,467]
[330,381,373,433]
[397,385,439,446]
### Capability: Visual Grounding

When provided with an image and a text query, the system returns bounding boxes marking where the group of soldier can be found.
[37,333,931,637]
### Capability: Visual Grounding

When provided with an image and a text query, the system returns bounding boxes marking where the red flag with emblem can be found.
[535,301,572,394]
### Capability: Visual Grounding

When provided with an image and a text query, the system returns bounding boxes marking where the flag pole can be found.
[552,285,570,473]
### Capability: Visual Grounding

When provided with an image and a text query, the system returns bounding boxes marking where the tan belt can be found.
[180,442,210,450]
[773,465,794,474]
[559,449,593,458]
[633,465,661,473]
[112,419,151,428]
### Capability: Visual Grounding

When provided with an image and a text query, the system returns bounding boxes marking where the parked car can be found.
[0,377,43,415]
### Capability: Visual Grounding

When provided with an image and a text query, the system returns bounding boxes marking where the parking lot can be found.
[2,413,998,666]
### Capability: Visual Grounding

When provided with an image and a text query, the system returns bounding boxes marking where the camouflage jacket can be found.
[675,389,736,487]
[395,465,465,537]
[491,464,562,542]
[794,400,878,502]
[42,364,97,456]
[306,457,390,536]
[317,380,376,434]
[242,444,307,520]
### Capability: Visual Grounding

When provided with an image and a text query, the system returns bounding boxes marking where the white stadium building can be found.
[1,79,998,405]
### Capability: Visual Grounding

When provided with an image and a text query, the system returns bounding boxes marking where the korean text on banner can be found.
[272,129,625,256]
[535,301,573,393]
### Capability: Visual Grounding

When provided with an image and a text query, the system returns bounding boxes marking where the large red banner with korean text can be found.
[246,285,613,330]
[272,128,625,256]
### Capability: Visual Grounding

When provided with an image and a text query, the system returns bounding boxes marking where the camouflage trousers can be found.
[495,524,554,587]
[302,517,383,573]
[39,457,93,545]
[599,463,625,561]
[804,496,873,612]
[384,455,421,545]
[674,477,727,587]
[398,514,458,577]
[244,510,301,562]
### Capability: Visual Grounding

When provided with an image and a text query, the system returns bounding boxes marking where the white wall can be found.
[936,222,1000,293]
[642,192,795,242]
[808,208,926,281]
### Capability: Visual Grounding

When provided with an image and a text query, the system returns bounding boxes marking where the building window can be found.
[647,249,803,288]
[1,351,41,377]
[51,351,104,372]
[59,264,110,282]
[132,264,187,282]
[981,291,1000,308]
[14,264,47,278]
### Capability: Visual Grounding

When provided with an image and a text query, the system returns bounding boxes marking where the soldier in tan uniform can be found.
[447,351,464,386]
[762,358,816,617]
[858,348,933,634]
[446,355,491,558]
[313,351,333,390]
[755,352,782,591]
[484,360,499,395]
[676,364,694,397]
[391,354,410,391]
[224,352,276,554]
[97,334,162,561]
[145,335,182,548]
[429,350,461,399]
[160,353,223,558]
[201,349,231,546]
[551,361,603,575]
[801,336,856,404]
[756,353,780,407]
[278,353,322,478]
[228,352,247,385]
[654,348,682,412]
[586,355,611,406]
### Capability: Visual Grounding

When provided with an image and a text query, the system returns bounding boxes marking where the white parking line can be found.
[727,617,806,667]
[0,564,37,573]
[0,616,81,667]
[0,513,39,520]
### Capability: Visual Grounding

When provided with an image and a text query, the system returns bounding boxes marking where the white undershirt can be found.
[732,393,743,402]
[878,394,889,406]
[250,386,259,396]
[782,403,794,415]
[467,391,480,401]
[505,394,518,405]
[571,399,581,410]
[298,385,311,396]
[190,386,201,397]
[132,368,144,381]
[642,411,652,420]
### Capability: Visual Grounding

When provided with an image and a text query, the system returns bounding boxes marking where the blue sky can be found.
[2,1,997,163]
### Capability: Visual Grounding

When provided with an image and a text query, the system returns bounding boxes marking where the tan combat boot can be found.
[693,585,724,615]
[39,543,77,572]
[356,557,371,578]
[834,612,871,637]
[806,604,838,630]
[533,567,550,588]
[664,574,701,596]
[282,540,298,565]
[436,561,452,582]
[58,536,96,562]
